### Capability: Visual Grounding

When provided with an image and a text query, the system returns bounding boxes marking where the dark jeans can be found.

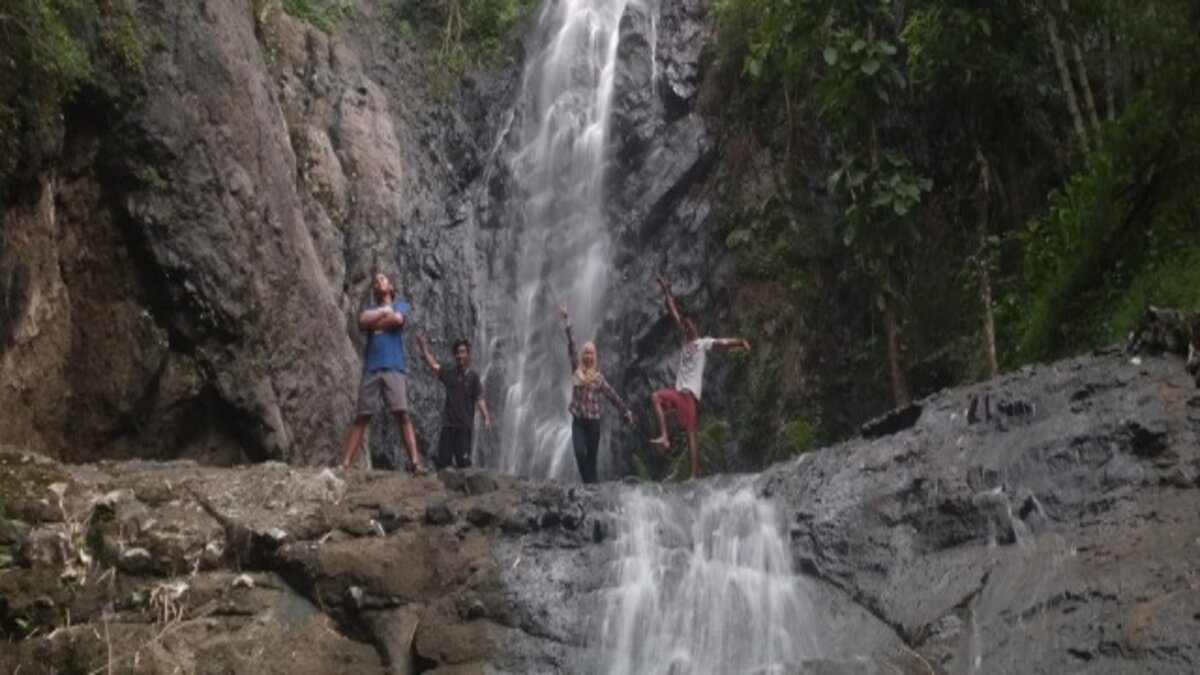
[435,426,473,469]
[571,416,602,484]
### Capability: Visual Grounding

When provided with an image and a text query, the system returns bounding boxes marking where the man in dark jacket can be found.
[414,334,492,469]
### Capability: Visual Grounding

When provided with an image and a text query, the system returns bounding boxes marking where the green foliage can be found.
[395,0,538,92]
[282,0,353,34]
[134,163,167,191]
[651,416,733,480]
[706,0,1200,455]
[695,417,732,475]
[98,0,145,73]
[0,0,92,188]
[1003,84,1200,361]
[0,0,150,190]
[775,418,819,460]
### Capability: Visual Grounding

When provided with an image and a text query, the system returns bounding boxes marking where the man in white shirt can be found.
[649,273,750,479]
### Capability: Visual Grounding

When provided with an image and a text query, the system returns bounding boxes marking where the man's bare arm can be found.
[358,308,391,331]
[712,337,751,352]
[477,398,492,432]
[373,308,404,330]
[414,335,441,374]
[656,272,685,334]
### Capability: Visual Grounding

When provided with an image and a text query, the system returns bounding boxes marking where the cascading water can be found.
[593,486,821,674]
[478,0,646,480]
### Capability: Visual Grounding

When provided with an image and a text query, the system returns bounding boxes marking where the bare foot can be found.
[649,435,671,451]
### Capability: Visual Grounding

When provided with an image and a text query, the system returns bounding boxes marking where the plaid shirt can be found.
[566,326,630,421]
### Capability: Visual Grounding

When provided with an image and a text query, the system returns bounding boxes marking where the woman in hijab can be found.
[561,303,635,483]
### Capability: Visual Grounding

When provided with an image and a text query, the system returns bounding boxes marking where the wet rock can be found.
[1124,419,1169,458]
[500,503,539,535]
[465,505,498,528]
[362,606,421,675]
[463,472,499,496]
[768,352,1200,674]
[425,503,456,526]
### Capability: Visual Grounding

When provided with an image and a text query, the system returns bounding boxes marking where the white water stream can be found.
[478,0,649,481]
[593,487,821,674]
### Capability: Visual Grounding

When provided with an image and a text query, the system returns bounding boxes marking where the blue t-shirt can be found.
[363,299,409,372]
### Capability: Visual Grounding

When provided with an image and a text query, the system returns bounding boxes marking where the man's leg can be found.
[649,389,671,448]
[392,411,421,470]
[454,428,473,469]
[340,415,372,469]
[433,427,452,470]
[686,429,699,480]
[381,372,421,472]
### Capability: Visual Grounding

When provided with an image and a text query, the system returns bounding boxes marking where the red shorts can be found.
[655,388,698,433]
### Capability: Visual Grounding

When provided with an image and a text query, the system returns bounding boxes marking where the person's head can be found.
[452,338,471,370]
[580,341,597,370]
[682,316,699,341]
[372,273,395,304]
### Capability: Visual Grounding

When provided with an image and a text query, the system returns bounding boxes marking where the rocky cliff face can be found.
[2,351,1197,673]
[0,0,520,466]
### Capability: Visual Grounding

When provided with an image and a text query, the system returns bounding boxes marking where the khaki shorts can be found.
[356,370,408,416]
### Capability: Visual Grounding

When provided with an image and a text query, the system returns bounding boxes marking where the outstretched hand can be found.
[740,338,751,352]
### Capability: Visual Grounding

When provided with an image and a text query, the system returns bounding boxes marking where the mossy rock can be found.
[0,568,73,638]
[0,627,107,674]
[0,451,69,523]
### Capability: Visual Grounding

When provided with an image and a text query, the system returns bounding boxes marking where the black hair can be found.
[452,338,470,353]
[372,272,395,303]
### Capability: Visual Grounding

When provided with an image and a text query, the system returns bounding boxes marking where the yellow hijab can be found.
[573,341,602,387]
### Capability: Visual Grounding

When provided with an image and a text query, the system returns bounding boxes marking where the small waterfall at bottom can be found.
[593,486,819,674]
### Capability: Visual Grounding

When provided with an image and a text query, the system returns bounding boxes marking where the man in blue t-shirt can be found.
[339,272,425,473]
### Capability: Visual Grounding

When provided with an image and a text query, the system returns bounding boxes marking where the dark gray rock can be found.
[761,351,1200,674]
[424,502,456,526]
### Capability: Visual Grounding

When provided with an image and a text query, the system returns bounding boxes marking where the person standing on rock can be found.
[561,303,635,484]
[649,272,751,480]
[339,272,425,474]
[413,334,492,469]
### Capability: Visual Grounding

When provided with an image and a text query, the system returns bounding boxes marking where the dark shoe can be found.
[407,462,430,477]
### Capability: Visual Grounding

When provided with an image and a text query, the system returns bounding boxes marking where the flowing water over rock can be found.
[479,0,650,481]
[594,486,820,674]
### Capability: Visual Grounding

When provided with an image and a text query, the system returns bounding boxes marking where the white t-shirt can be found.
[675,338,716,401]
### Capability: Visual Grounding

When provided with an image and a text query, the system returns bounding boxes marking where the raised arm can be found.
[561,303,579,369]
[711,337,752,352]
[414,334,441,374]
[656,272,685,336]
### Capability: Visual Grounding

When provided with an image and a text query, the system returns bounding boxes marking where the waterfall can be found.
[478,0,646,480]
[593,486,820,674]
